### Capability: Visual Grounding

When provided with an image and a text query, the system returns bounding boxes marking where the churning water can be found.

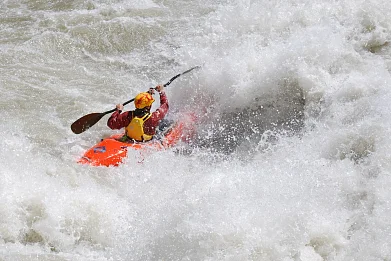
[1,0,391,260]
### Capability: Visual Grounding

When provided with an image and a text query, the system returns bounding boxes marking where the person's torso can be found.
[125,112,154,142]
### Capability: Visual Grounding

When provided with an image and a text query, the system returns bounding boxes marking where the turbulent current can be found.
[1,0,391,260]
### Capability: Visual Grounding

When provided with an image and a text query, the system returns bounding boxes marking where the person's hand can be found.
[116,104,124,111]
[147,88,155,95]
[155,84,164,93]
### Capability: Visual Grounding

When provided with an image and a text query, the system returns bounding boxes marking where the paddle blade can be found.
[71,112,106,134]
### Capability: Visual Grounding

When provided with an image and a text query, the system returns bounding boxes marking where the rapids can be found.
[1,0,391,260]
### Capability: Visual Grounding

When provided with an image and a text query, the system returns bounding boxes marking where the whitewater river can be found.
[1,0,391,260]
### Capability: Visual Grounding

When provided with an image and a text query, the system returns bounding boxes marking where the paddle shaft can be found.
[101,66,200,115]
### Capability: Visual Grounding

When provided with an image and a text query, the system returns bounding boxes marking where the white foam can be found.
[1,0,391,260]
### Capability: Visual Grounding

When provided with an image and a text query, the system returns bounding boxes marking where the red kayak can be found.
[78,114,196,167]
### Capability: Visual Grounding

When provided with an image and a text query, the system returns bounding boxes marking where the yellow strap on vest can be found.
[125,112,153,142]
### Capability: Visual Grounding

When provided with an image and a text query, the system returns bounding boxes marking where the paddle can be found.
[71,66,200,134]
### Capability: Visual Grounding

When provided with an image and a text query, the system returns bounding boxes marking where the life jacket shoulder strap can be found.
[141,112,151,121]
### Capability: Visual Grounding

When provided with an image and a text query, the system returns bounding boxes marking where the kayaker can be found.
[107,84,169,142]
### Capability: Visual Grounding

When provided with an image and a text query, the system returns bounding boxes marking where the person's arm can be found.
[107,105,132,130]
[150,87,169,123]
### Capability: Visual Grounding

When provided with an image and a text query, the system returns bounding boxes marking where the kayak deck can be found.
[78,116,195,167]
